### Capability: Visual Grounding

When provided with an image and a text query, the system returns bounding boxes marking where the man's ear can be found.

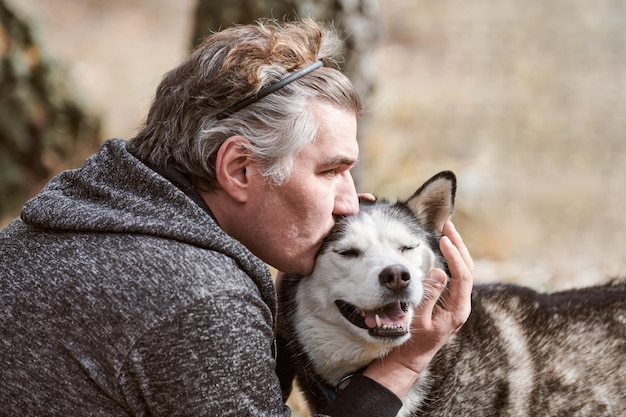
[215,136,252,203]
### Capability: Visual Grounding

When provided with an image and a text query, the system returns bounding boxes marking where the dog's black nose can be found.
[379,265,411,291]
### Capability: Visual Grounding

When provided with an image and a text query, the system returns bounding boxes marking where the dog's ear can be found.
[405,171,456,233]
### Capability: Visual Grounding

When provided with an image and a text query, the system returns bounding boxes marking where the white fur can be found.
[293,210,437,385]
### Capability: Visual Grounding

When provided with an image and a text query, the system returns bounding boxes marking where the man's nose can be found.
[333,174,359,215]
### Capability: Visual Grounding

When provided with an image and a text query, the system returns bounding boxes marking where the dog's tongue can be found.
[364,302,406,329]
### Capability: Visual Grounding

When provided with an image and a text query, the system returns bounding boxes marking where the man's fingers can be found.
[357,193,376,202]
[442,221,474,272]
[440,235,471,286]
[439,234,473,320]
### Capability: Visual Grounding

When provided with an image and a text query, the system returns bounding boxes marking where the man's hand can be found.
[364,221,473,399]
[357,193,376,202]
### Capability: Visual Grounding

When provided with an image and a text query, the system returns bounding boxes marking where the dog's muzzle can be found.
[335,299,410,338]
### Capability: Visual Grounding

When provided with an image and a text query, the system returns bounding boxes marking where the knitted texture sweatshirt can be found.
[0,139,401,416]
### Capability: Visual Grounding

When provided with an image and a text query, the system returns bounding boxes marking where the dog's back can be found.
[278,171,626,416]
[413,281,626,416]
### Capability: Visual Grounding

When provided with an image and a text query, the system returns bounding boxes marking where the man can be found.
[0,19,473,416]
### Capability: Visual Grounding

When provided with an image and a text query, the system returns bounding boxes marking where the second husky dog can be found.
[278,171,626,417]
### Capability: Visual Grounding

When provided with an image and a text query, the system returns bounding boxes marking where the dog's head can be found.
[286,171,456,376]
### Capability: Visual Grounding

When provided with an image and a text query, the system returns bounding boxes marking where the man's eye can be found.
[334,248,362,258]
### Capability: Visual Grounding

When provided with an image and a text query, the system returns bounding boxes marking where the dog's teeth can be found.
[375,314,382,328]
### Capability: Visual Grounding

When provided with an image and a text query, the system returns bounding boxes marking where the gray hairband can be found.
[215,60,323,120]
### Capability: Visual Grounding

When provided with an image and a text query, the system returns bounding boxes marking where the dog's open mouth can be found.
[335,300,410,338]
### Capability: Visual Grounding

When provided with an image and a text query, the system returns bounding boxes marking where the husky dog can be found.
[277,171,626,417]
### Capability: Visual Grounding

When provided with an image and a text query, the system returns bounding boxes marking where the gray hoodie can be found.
[0,139,401,416]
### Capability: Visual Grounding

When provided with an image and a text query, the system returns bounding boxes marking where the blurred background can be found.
[2,1,624,415]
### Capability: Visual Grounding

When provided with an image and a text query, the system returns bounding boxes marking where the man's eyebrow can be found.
[322,156,359,167]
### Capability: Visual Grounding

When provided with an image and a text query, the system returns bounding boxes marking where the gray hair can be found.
[128,19,363,190]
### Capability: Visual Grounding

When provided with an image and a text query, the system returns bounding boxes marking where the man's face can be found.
[242,102,359,275]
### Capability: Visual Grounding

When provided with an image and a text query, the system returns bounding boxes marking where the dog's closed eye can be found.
[400,244,420,252]
[334,248,363,258]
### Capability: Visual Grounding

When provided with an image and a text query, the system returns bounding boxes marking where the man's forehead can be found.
[299,137,359,165]
[300,101,359,161]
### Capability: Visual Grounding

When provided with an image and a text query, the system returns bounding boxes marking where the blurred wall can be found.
[365,1,626,288]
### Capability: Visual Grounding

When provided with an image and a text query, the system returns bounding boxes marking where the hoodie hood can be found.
[23,139,207,239]
[21,139,268,279]
[17,139,278,331]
